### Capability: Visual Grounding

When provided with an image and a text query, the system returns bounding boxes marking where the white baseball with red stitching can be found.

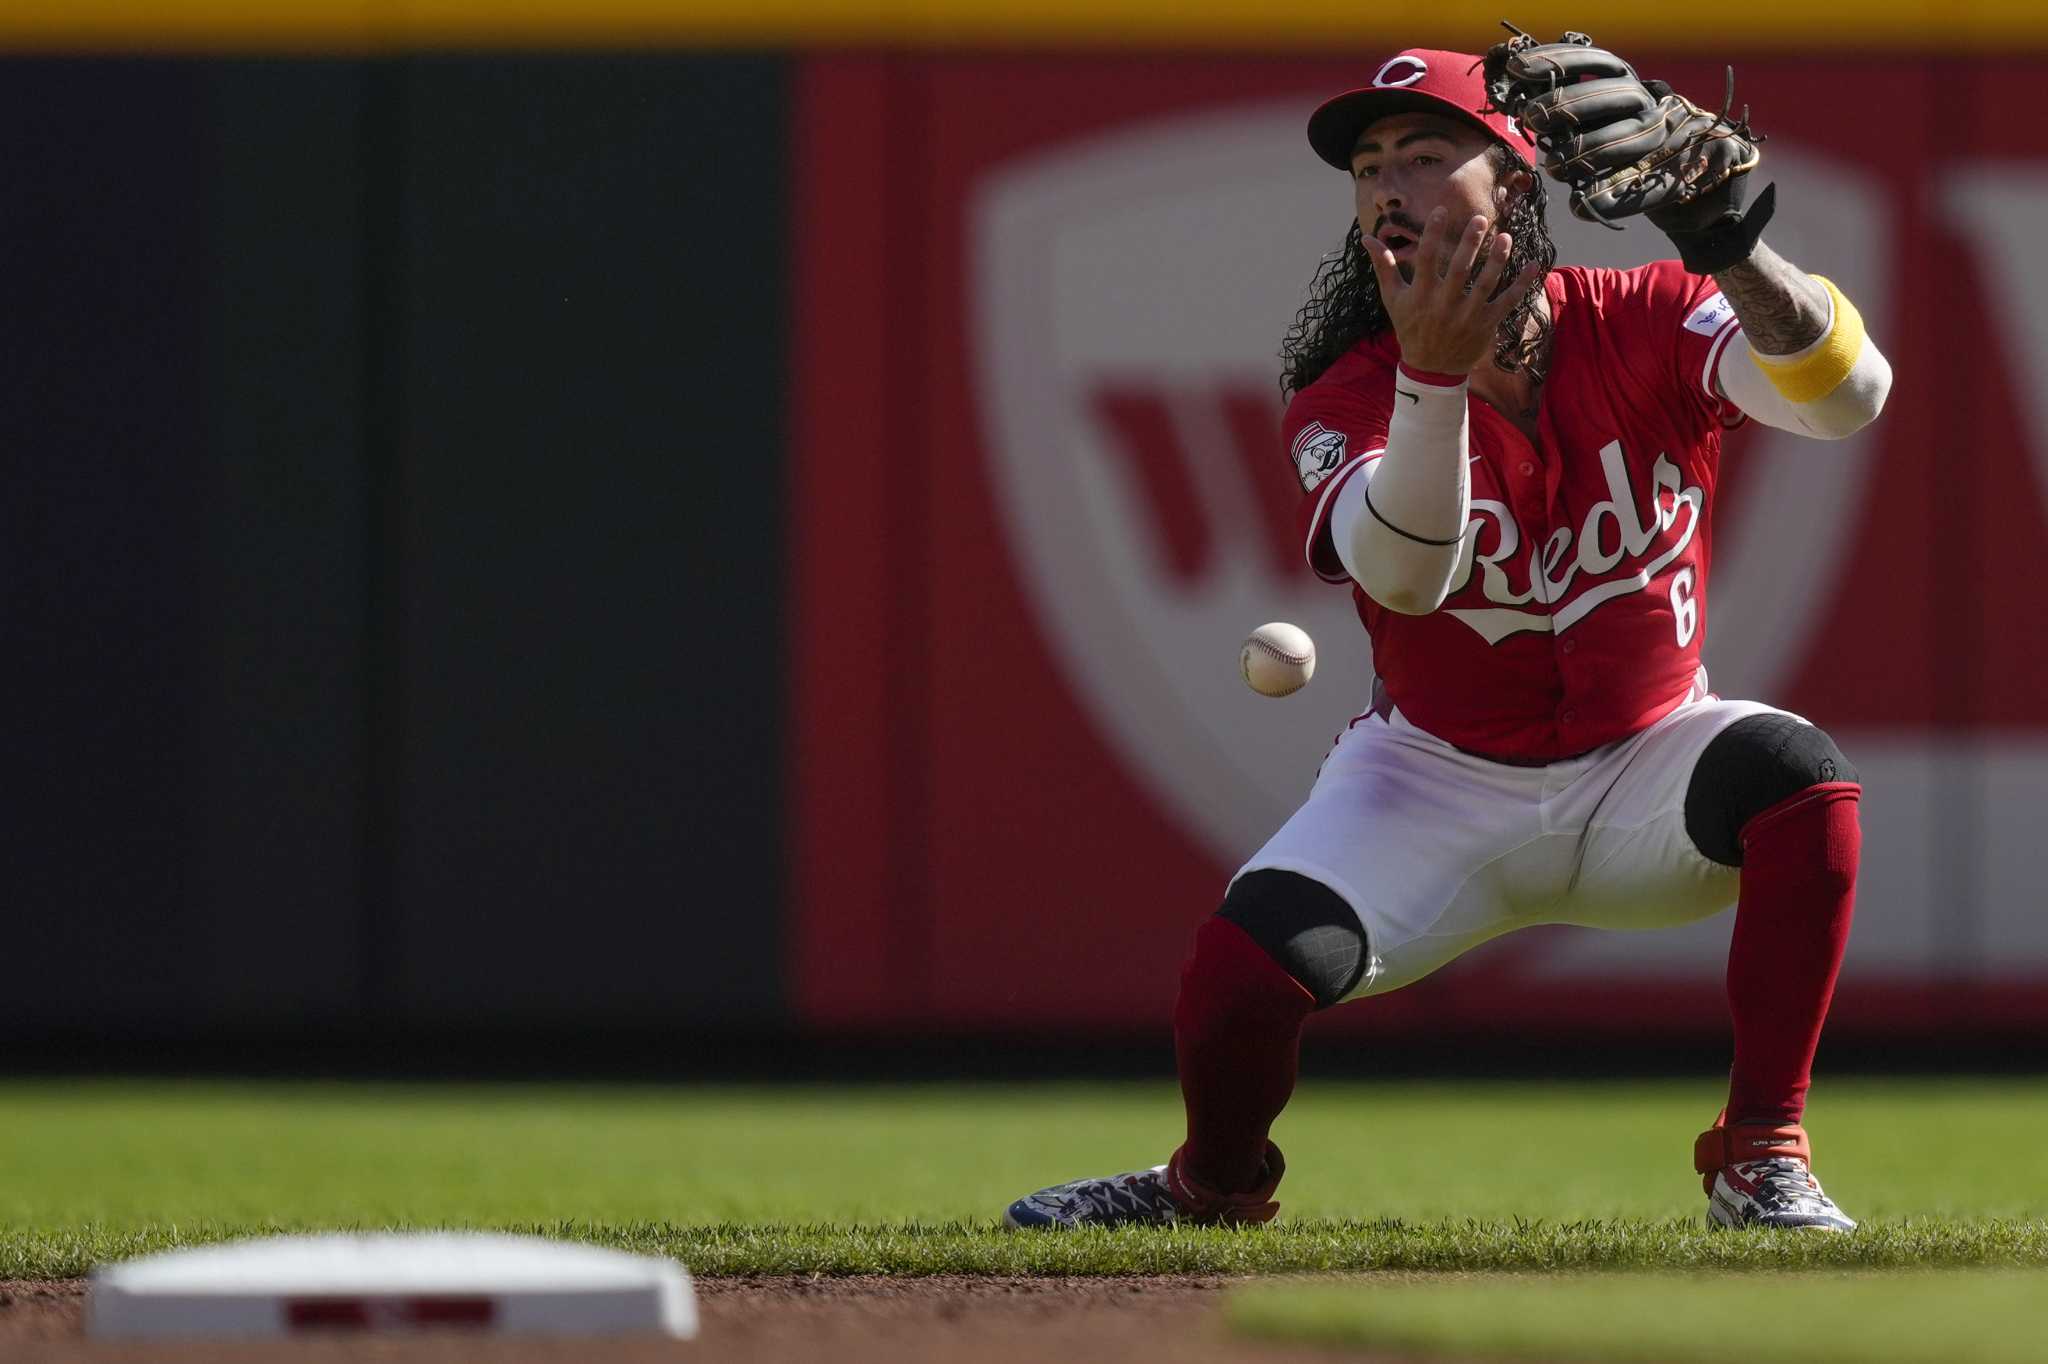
[1241,622,1316,698]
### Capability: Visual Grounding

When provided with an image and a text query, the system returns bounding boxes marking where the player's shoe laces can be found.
[1694,1118,1857,1232]
[1002,1143,1284,1229]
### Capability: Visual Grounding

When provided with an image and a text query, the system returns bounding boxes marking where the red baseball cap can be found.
[1307,49,1537,172]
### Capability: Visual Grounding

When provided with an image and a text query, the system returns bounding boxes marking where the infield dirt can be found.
[0,1275,1433,1362]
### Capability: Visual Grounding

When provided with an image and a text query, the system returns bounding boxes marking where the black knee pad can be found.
[1216,869,1369,1009]
[1684,714,1858,867]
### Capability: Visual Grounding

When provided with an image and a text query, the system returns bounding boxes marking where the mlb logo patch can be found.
[1292,422,1347,491]
[1682,292,1736,338]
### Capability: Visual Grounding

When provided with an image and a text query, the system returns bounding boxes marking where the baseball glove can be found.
[1481,26,1775,273]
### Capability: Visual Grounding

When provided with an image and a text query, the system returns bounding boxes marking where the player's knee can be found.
[1214,870,1370,1010]
[1684,714,1860,867]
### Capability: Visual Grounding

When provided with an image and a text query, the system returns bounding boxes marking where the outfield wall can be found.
[3,24,2045,1052]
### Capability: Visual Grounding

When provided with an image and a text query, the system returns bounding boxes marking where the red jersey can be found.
[1288,260,1747,762]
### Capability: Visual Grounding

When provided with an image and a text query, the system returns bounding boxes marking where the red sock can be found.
[1724,782,1862,1128]
[1174,917,1315,1192]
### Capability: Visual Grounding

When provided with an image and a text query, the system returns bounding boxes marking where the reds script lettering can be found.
[1444,440,1703,645]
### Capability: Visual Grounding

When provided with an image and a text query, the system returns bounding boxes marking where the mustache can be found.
[1372,212,1425,239]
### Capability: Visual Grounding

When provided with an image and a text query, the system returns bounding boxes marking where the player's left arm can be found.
[1708,242,1893,440]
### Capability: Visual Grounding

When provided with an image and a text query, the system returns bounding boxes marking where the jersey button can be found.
[1518,460,1536,476]
[1561,639,1577,655]
[1562,709,1578,724]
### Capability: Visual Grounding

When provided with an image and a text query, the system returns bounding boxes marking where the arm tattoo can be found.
[1712,242,1832,356]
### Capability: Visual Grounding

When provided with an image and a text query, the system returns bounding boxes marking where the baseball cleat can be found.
[1003,1165,1183,1229]
[1003,1143,1284,1229]
[1694,1119,1857,1232]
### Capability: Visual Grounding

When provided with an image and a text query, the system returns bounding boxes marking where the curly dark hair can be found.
[1278,143,1557,400]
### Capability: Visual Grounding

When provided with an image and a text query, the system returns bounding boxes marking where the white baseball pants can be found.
[1234,696,1794,1001]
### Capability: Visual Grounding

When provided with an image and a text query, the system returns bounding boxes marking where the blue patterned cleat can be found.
[1003,1165,1183,1229]
[1003,1144,1283,1229]
[1695,1120,1857,1232]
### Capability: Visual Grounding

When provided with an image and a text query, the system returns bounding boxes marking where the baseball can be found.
[1240,622,1316,697]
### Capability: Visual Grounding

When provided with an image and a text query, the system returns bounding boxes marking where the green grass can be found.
[3,1078,2047,1279]
[1231,1270,2048,1362]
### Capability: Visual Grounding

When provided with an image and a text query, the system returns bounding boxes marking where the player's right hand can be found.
[1362,208,1541,376]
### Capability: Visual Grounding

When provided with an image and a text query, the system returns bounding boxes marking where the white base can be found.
[86,1233,697,1339]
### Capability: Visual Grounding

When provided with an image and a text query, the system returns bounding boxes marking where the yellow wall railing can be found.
[0,0,2032,53]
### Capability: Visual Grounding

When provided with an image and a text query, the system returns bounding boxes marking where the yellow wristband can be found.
[1746,276,1865,404]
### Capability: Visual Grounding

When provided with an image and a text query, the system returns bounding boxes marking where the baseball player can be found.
[1006,34,1891,1232]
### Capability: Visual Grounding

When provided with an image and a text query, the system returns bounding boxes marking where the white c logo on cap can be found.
[1373,56,1429,89]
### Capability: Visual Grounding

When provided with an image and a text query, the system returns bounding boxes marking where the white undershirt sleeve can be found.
[1716,328,1893,439]
[1703,280,1892,438]
[1329,369,1472,615]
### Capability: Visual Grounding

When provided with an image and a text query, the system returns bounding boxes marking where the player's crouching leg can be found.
[1685,713,1863,1232]
[1003,871,1363,1229]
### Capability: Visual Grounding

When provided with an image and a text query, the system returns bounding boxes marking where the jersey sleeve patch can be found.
[1302,450,1382,582]
[1682,291,1735,339]
[1291,421,1348,492]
